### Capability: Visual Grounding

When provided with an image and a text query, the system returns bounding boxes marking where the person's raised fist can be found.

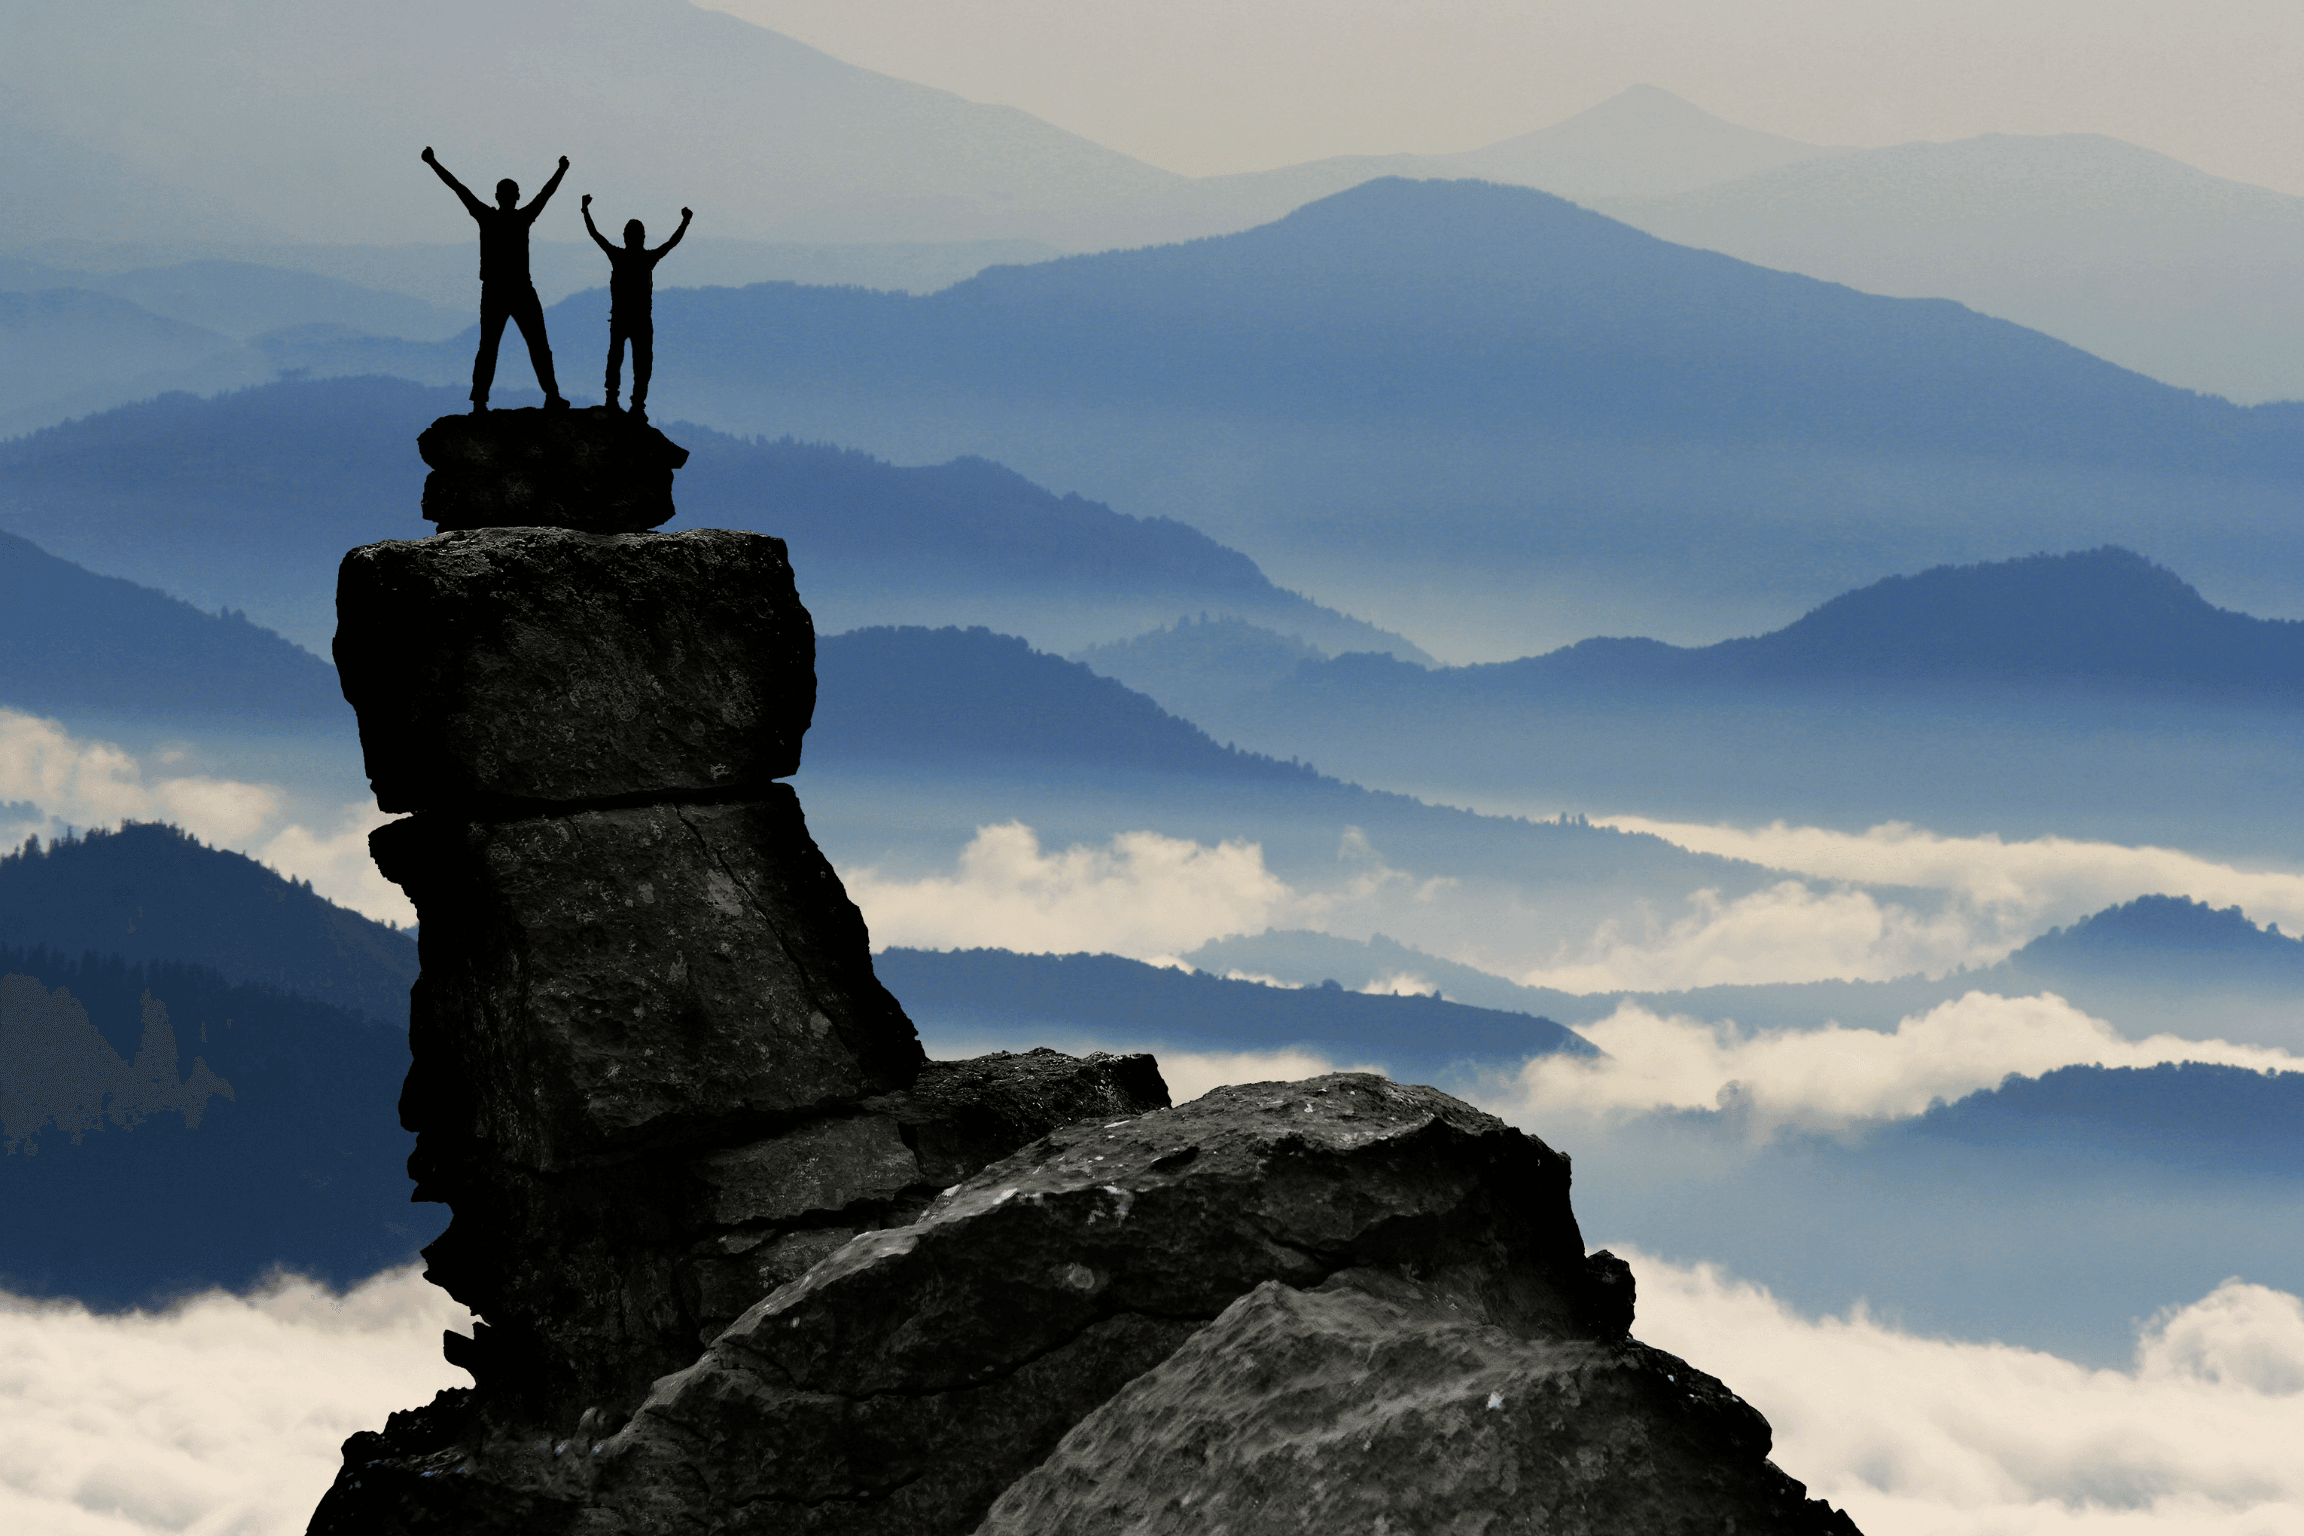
[558,155,570,170]
[421,146,436,162]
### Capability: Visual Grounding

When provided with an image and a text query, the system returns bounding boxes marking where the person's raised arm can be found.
[421,146,487,219]
[525,155,570,217]
[652,207,693,260]
[580,194,616,256]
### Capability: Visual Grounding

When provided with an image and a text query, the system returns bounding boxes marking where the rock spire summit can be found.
[308,410,1860,1534]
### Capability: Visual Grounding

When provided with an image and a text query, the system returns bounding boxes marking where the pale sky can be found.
[702,1,2304,194]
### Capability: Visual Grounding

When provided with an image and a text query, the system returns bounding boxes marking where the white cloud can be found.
[846,822,1291,957]
[1603,815,2304,938]
[1515,879,2001,992]
[1218,970,1303,990]
[844,822,1461,961]
[0,1266,469,1536]
[1155,1048,1387,1104]
[1628,1252,2304,1535]
[1362,971,1435,996]
[0,709,412,927]
[8,1246,2292,1536]
[1490,992,2304,1136]
[252,804,409,928]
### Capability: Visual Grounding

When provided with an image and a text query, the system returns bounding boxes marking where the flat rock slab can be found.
[338,527,813,813]
[420,407,689,534]
[980,1271,1864,1535]
[568,1074,1624,1535]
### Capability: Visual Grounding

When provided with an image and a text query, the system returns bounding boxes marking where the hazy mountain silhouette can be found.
[11,239,1064,323]
[1186,895,2304,1051]
[0,376,1417,658]
[1897,1062,2304,1174]
[0,945,426,1304]
[1148,548,2304,848]
[0,257,465,343]
[0,824,415,1025]
[0,529,341,725]
[1072,616,1329,725]
[873,947,1593,1083]
[2,0,1181,248]
[1598,132,2304,405]
[1077,85,1848,249]
[0,109,282,246]
[1433,548,2304,696]
[340,179,2262,468]
[260,175,2304,654]
[812,627,1320,784]
[797,623,1783,912]
[0,287,269,434]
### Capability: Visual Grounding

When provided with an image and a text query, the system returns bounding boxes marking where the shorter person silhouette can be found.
[582,195,691,418]
[422,146,571,413]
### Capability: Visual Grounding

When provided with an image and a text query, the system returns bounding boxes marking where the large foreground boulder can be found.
[317,1075,1854,1534]
[981,1274,1861,1534]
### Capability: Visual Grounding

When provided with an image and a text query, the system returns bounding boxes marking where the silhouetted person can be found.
[423,146,571,413]
[582,194,691,418]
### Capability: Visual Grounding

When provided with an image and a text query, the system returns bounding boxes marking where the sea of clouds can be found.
[0,1267,469,1536]
[7,1251,2297,1536]
[843,813,2304,995]
[17,702,2304,995]
[1497,994,2304,1137]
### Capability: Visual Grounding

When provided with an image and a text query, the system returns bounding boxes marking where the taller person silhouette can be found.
[582,195,691,419]
[422,146,572,413]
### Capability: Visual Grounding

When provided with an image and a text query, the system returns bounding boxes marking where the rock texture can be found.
[310,418,1860,1536]
[311,437,1176,1532]
[336,528,812,813]
[981,1270,1862,1534]
[419,407,689,534]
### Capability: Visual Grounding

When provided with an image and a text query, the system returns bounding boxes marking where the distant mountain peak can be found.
[1455,85,1843,200]
[2018,894,2300,961]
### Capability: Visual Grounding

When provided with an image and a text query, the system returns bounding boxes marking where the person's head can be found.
[623,218,645,249]
[495,178,519,209]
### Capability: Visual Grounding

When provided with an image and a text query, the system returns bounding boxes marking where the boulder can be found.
[571,1074,1637,1534]
[979,1271,1863,1535]
[337,527,813,814]
[418,406,688,534]
[307,1049,1172,1533]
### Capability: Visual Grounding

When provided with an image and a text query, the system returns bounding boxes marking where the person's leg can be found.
[605,321,626,408]
[630,316,654,414]
[510,286,566,406]
[472,293,509,409]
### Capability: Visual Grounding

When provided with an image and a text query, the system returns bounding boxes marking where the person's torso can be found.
[476,207,533,287]
[609,257,654,316]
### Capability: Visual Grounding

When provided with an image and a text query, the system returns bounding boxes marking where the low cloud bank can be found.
[1492,992,2304,1136]
[0,709,410,927]
[9,1251,2294,1536]
[1604,814,2304,938]
[1514,878,1995,991]
[846,821,1448,960]
[846,821,1292,957]
[1630,1251,2304,1535]
[840,819,2191,993]
[0,1266,468,1536]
